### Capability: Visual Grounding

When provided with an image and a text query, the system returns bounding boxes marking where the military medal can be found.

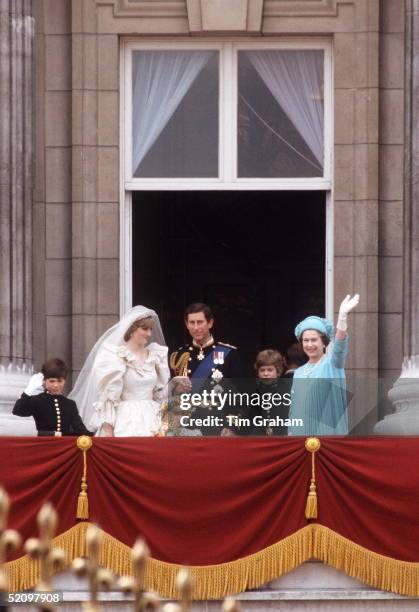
[211,369,223,382]
[213,350,224,365]
[194,336,214,361]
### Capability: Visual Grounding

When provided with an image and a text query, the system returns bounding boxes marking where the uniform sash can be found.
[191,346,232,381]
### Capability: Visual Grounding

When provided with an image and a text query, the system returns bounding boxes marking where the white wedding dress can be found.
[90,342,170,436]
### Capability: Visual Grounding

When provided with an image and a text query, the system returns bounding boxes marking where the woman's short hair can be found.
[124,316,154,342]
[41,358,69,380]
[254,349,284,374]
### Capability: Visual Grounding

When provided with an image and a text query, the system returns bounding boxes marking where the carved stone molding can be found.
[97,0,264,32]
[187,0,263,33]
[94,0,354,31]
[264,0,354,17]
[94,0,187,18]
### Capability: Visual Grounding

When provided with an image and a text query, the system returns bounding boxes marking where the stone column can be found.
[375,0,419,434]
[0,0,36,434]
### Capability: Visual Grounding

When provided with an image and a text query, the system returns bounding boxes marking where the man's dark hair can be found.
[184,302,214,322]
[286,342,307,367]
[41,358,69,380]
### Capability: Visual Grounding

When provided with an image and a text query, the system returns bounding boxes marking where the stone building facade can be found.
[1,0,418,607]
[0,0,418,428]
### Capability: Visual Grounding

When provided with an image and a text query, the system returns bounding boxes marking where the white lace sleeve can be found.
[149,343,170,404]
[90,344,127,433]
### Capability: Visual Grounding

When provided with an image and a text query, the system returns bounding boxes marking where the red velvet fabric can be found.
[0,437,418,564]
[1,437,81,554]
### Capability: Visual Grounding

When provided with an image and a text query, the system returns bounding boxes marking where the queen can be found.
[288,294,359,436]
[70,306,169,436]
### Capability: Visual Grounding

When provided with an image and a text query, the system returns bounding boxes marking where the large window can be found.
[123,40,332,189]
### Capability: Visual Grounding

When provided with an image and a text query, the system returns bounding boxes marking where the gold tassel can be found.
[76,436,93,520]
[304,437,321,519]
[77,482,89,520]
[305,479,317,519]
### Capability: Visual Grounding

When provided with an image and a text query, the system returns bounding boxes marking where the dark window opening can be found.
[132,191,325,375]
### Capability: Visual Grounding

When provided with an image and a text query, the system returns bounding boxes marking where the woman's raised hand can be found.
[337,294,360,332]
[339,294,360,316]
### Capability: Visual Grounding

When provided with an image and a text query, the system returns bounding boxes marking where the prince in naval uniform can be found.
[169,302,244,435]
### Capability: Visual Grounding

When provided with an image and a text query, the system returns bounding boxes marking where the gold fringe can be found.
[3,523,419,599]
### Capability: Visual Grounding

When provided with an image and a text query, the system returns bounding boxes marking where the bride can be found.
[69,306,169,436]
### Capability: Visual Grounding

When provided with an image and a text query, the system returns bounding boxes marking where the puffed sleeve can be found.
[149,343,170,404]
[90,344,127,434]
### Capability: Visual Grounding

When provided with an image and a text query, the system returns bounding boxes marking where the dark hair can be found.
[123,316,154,342]
[41,358,68,380]
[298,330,330,349]
[285,343,307,367]
[184,302,214,322]
[254,349,284,374]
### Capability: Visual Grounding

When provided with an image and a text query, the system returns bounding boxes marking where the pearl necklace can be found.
[303,356,325,378]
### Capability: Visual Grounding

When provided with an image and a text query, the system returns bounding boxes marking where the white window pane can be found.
[238,50,324,178]
[132,50,219,178]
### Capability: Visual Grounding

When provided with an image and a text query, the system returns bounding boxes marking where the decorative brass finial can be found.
[176,568,192,612]
[222,597,241,612]
[162,604,181,612]
[305,437,321,453]
[118,537,150,611]
[72,524,114,612]
[24,503,65,610]
[77,436,93,451]
[0,488,21,593]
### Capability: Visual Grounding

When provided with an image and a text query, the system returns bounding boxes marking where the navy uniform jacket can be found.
[13,392,92,436]
[170,340,241,379]
[170,340,245,435]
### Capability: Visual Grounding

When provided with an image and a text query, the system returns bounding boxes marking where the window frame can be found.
[122,38,333,191]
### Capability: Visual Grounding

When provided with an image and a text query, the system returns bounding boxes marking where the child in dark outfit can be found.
[13,358,92,437]
[249,349,290,436]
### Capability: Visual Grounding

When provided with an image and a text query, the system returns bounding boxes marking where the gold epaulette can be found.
[218,341,237,349]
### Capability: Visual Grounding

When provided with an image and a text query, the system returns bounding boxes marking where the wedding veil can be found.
[69,305,166,427]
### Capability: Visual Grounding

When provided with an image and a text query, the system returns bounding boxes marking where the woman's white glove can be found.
[24,372,44,396]
[337,294,360,331]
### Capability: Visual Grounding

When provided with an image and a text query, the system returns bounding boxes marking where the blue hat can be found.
[295,316,334,341]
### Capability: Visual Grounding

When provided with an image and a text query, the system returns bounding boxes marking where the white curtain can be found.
[246,50,324,167]
[132,50,214,176]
